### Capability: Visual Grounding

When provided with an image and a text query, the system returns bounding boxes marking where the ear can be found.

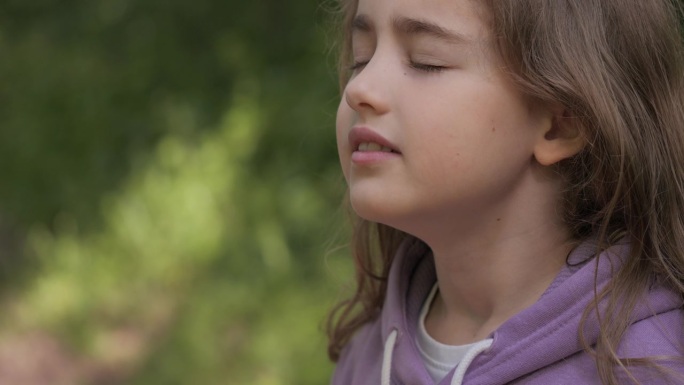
[533,109,585,166]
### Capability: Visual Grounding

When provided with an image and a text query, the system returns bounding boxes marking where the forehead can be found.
[352,0,490,40]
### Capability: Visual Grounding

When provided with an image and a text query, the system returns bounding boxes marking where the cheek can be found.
[336,101,354,181]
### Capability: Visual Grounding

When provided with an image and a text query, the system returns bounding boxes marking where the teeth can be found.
[367,142,382,151]
[357,142,393,152]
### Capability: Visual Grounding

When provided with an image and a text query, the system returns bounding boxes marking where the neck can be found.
[426,228,574,345]
[419,169,576,345]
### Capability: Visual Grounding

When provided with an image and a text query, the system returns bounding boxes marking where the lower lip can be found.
[351,151,401,164]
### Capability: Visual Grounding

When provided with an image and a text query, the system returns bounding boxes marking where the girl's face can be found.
[336,0,554,238]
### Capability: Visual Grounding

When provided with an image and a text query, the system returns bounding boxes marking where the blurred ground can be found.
[0,331,139,385]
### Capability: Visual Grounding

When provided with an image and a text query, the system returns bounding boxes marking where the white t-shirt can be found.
[416,284,482,383]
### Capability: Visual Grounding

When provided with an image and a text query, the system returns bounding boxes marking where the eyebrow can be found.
[351,14,470,44]
[393,16,470,44]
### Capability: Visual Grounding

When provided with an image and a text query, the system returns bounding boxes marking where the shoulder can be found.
[330,319,384,385]
[618,307,684,384]
[621,307,684,357]
[510,309,684,384]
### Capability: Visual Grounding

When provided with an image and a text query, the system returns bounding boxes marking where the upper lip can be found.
[348,126,400,153]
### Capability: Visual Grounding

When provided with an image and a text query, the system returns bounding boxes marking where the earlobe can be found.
[533,111,585,166]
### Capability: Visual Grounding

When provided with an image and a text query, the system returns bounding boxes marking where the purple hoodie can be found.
[330,240,684,385]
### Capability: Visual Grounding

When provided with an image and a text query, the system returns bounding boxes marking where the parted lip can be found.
[348,126,400,153]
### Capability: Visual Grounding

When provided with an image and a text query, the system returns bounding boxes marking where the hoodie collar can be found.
[378,239,684,385]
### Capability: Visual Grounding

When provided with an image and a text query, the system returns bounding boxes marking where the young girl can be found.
[327,0,684,384]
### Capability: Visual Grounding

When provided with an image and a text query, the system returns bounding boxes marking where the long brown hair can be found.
[326,0,684,383]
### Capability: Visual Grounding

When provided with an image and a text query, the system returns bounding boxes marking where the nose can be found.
[343,59,391,116]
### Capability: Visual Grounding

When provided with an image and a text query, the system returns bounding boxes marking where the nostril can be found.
[345,93,354,108]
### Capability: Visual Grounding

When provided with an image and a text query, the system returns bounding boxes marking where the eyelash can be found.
[408,61,445,73]
[349,61,369,71]
[348,60,446,73]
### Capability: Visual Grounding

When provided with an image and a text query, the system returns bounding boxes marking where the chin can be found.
[350,199,386,223]
[349,194,411,230]
[350,194,391,221]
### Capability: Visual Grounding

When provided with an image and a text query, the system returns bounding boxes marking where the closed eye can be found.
[349,60,446,73]
[409,61,446,73]
[349,60,370,72]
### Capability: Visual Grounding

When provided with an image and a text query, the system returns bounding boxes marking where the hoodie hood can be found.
[332,239,684,385]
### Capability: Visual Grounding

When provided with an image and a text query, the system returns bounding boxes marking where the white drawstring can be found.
[382,328,492,385]
[450,339,494,385]
[381,329,398,385]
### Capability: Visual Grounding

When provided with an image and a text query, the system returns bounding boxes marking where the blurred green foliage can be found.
[0,0,349,384]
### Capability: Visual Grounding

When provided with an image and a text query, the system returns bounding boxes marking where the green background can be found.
[0,0,349,383]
